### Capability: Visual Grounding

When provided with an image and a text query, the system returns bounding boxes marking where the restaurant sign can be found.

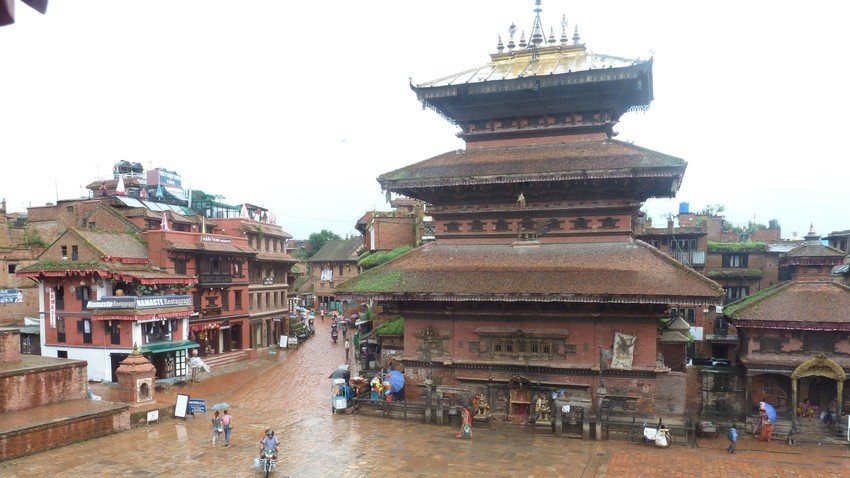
[201,235,232,244]
[87,295,193,310]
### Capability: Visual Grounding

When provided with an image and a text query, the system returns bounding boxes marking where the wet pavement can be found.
[2,319,850,477]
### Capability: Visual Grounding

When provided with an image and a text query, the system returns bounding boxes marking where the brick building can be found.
[727,226,849,421]
[146,229,255,356]
[216,217,296,348]
[338,4,722,418]
[304,237,363,312]
[17,228,197,381]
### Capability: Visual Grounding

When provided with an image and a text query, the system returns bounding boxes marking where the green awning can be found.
[139,340,199,354]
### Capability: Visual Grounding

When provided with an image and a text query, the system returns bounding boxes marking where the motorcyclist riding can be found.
[259,427,280,459]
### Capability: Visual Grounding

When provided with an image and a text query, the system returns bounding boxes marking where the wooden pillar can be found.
[791,378,798,428]
[837,380,844,419]
[745,375,753,417]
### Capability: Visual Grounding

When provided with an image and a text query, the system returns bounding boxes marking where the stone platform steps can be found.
[744,416,848,445]
[202,349,249,368]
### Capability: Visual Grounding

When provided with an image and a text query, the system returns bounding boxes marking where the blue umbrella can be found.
[761,402,777,423]
[211,402,230,411]
[386,370,405,392]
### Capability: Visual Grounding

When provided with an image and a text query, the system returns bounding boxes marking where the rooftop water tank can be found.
[679,202,690,214]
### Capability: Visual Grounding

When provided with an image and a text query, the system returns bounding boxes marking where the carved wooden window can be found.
[571,217,588,229]
[469,341,480,352]
[601,217,618,229]
[495,220,510,231]
[543,343,551,354]
[470,220,485,232]
[546,218,562,231]
[445,222,461,232]
[517,342,526,353]
[564,344,577,354]
[531,343,539,353]
[760,337,781,353]
[804,333,834,353]
[493,343,502,353]
[505,343,513,353]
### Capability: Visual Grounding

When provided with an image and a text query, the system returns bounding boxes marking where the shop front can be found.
[140,339,199,379]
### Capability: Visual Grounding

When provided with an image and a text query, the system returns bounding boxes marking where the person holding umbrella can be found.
[759,401,776,442]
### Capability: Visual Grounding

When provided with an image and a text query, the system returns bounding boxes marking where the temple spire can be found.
[573,25,582,44]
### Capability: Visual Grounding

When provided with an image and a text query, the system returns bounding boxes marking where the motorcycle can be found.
[256,448,276,477]
[628,418,671,448]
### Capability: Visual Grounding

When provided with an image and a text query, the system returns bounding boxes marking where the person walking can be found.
[457,404,473,440]
[344,339,350,361]
[727,424,737,454]
[222,410,232,446]
[211,411,223,447]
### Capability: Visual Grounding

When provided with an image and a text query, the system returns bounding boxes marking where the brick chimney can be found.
[0,329,22,363]
[116,344,157,406]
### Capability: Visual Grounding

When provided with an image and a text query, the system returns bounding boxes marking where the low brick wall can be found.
[0,407,130,462]
[0,361,87,413]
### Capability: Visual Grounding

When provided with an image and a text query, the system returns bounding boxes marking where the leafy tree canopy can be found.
[307,229,341,256]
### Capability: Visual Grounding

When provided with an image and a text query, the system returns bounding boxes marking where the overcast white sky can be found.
[1,1,848,240]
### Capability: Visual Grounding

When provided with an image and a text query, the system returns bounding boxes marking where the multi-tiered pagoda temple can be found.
[339,1,722,419]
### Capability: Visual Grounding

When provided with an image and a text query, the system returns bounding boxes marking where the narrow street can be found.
[2,319,850,477]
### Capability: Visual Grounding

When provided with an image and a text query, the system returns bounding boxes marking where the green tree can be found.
[307,229,341,256]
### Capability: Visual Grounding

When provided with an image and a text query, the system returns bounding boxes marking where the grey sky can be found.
[1,1,847,240]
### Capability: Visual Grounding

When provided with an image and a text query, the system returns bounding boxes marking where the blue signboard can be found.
[0,289,23,304]
[188,399,206,414]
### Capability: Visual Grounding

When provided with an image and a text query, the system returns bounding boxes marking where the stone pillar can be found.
[554,402,563,437]
[424,383,433,424]
[582,408,590,440]
[116,345,157,406]
[0,329,22,363]
[436,390,444,426]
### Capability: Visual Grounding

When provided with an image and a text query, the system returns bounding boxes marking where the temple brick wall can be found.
[0,409,130,462]
[0,362,87,413]
[654,371,687,415]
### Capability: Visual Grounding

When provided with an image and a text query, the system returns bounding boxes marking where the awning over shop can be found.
[139,339,199,354]
[354,318,372,326]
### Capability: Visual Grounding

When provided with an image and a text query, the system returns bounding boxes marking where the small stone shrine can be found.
[116,344,157,406]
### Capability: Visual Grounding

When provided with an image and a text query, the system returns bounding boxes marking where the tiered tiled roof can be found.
[336,240,722,305]
[379,140,685,190]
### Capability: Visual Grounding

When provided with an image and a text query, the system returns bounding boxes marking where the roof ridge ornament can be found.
[560,15,569,45]
[507,23,517,50]
[530,0,545,48]
[573,25,582,44]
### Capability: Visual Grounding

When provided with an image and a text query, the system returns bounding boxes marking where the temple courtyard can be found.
[2,321,849,477]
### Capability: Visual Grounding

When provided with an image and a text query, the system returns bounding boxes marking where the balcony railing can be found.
[198,272,233,285]
[671,250,706,266]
